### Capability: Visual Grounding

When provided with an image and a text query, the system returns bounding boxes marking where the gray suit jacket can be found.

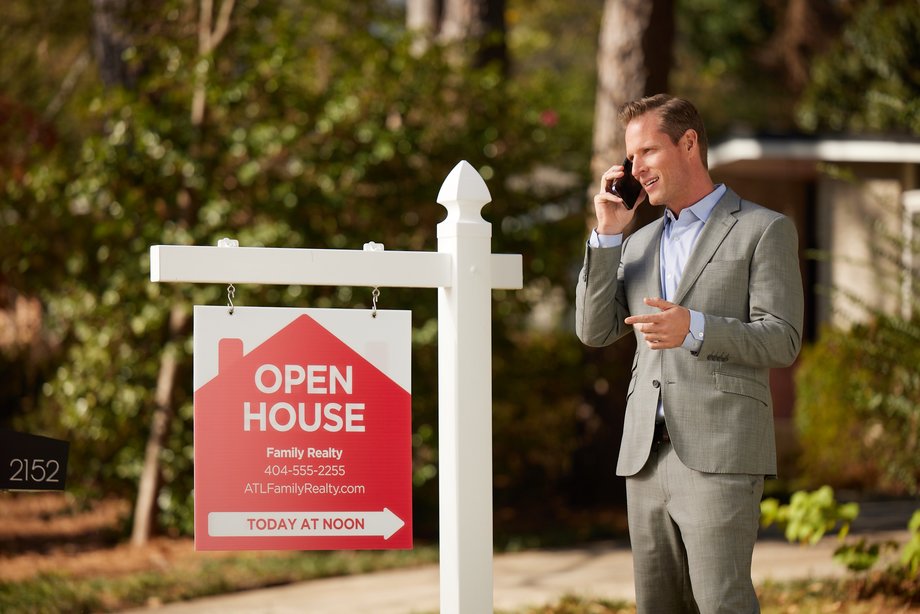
[575,188,804,477]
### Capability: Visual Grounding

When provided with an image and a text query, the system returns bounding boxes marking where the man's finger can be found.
[624,313,661,325]
[644,296,676,311]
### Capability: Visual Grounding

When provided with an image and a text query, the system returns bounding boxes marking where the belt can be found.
[653,420,670,446]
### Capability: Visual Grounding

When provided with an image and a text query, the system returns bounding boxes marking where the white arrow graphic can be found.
[209,508,405,540]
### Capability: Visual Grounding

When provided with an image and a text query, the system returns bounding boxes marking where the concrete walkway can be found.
[131,501,917,614]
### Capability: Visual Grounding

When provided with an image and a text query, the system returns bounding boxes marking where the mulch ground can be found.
[0,492,227,583]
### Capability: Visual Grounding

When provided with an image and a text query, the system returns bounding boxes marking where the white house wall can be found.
[816,176,903,327]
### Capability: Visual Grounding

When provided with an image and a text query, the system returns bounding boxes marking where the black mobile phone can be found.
[607,158,643,210]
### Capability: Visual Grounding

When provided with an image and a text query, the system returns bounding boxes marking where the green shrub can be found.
[794,316,920,495]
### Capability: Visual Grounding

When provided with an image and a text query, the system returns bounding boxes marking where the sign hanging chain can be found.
[227,283,236,315]
[371,287,380,318]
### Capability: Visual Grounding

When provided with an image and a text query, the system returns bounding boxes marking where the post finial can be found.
[437,161,492,226]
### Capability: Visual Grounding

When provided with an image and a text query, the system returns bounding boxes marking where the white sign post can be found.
[149,160,523,613]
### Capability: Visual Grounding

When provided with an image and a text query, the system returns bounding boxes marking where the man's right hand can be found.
[594,163,642,235]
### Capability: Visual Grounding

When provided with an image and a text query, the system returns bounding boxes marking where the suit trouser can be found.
[625,439,764,614]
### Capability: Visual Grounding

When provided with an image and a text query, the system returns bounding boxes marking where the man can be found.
[575,94,804,613]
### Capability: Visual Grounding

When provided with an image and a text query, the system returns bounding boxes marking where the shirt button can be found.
[652,379,661,388]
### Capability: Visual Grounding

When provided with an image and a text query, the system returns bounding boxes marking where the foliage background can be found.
[1,0,919,542]
[1,0,602,538]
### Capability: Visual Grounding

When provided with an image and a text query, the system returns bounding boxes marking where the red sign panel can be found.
[193,306,412,550]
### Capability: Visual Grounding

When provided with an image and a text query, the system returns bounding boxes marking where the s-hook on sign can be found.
[193,306,412,551]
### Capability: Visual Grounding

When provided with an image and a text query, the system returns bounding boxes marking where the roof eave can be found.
[710,137,920,169]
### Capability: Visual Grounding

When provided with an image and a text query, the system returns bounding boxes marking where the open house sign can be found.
[192,306,412,551]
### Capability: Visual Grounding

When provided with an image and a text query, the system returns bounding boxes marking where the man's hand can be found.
[594,163,642,235]
[624,297,690,350]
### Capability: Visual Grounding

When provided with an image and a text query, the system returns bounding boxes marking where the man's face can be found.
[624,112,695,210]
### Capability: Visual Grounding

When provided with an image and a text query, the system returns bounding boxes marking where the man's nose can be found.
[631,157,643,177]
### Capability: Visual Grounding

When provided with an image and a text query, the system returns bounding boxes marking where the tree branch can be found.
[211,0,236,50]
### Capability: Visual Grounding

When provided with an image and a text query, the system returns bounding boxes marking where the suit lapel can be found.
[672,189,741,305]
[645,218,666,301]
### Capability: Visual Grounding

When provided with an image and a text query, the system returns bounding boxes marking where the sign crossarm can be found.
[150,245,523,290]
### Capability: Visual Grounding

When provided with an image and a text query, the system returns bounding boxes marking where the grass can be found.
[0,546,439,613]
[4,564,918,614]
[2,540,918,613]
[509,579,920,614]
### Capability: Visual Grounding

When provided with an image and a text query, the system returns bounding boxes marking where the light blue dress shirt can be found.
[589,184,727,422]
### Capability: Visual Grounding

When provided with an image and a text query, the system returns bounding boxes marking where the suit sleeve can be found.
[575,242,633,347]
[696,214,804,368]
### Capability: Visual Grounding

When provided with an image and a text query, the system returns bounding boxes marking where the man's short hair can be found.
[618,94,709,169]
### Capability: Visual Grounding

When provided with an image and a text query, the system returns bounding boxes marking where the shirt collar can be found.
[665,183,726,226]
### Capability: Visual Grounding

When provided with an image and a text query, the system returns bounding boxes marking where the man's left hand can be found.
[624,297,690,350]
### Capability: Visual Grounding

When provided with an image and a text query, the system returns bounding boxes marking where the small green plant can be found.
[760,485,859,545]
[900,510,920,575]
[832,537,899,572]
[762,485,920,581]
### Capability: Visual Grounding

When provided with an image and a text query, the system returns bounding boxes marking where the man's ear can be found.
[682,129,706,167]
[682,129,697,155]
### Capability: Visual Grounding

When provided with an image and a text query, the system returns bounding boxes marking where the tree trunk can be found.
[591,0,673,186]
[91,0,134,87]
[436,0,507,70]
[760,0,845,93]
[131,0,234,547]
[407,0,442,55]
[130,306,187,546]
[571,0,675,510]
[407,0,441,34]
[191,0,235,126]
